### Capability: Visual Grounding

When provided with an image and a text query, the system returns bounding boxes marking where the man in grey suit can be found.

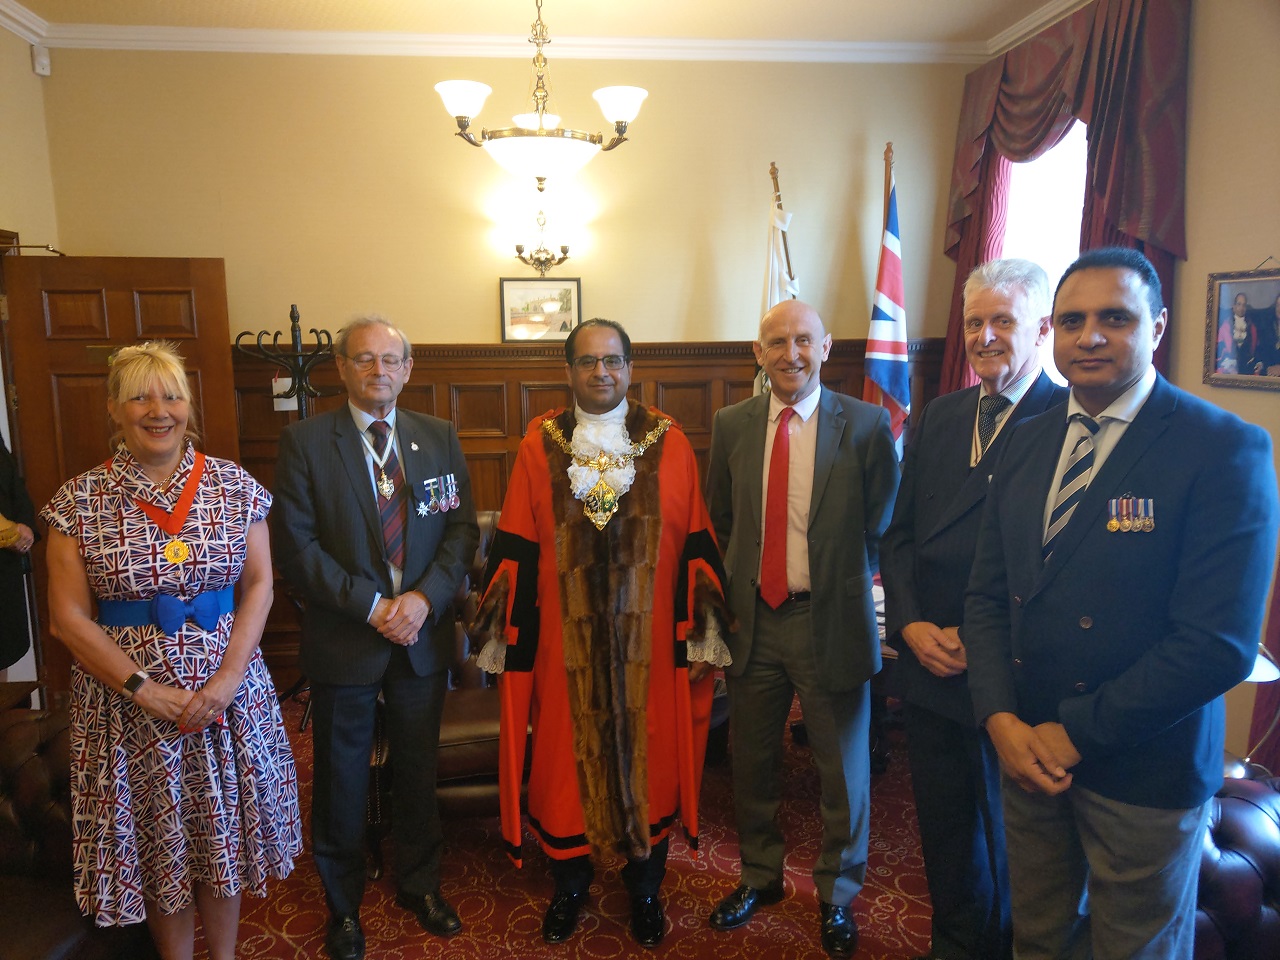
[273,316,478,960]
[705,299,899,958]
[881,259,1066,960]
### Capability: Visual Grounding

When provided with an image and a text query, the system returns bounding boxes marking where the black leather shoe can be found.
[708,882,785,930]
[396,890,462,937]
[630,895,666,947]
[542,891,587,944]
[819,902,858,958]
[324,914,365,960]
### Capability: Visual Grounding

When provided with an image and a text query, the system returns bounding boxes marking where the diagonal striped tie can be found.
[1043,414,1101,560]
[369,420,406,569]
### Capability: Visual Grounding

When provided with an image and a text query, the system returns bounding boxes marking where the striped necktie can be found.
[369,420,406,569]
[1043,414,1100,560]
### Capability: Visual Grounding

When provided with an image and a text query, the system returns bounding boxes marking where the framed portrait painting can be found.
[499,277,582,343]
[1204,268,1280,391]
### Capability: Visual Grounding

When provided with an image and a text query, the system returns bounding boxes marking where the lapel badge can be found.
[410,441,420,451]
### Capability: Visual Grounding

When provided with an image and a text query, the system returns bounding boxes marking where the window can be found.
[1001,121,1088,384]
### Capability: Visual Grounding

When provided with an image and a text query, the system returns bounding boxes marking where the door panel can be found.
[1,256,237,694]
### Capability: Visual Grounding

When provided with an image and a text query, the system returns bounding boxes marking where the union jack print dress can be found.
[41,445,302,927]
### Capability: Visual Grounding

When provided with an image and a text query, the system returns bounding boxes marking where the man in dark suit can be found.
[882,258,1066,960]
[705,299,899,958]
[0,433,38,674]
[966,248,1280,959]
[274,316,478,960]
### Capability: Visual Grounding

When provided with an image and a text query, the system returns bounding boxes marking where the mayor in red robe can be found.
[472,319,731,949]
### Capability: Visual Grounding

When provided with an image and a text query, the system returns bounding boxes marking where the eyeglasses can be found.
[571,354,629,372]
[573,353,627,371]
[343,353,407,372]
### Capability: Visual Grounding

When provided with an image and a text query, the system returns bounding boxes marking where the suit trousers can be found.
[1001,778,1207,960]
[310,645,448,917]
[727,596,871,906]
[549,836,670,899]
[903,703,1011,960]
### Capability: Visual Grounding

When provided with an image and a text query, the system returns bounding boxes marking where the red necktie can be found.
[369,420,406,569]
[760,406,795,608]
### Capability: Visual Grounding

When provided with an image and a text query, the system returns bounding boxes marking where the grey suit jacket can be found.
[705,388,900,692]
[273,406,479,685]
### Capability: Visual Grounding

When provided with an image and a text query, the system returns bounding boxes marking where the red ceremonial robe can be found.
[475,402,728,865]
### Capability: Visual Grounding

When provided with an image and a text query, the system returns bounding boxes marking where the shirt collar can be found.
[986,366,1040,406]
[574,396,629,424]
[348,402,397,434]
[1066,365,1156,424]
[769,385,822,423]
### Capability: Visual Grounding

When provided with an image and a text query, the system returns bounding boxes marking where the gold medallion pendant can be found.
[583,477,620,530]
[377,470,395,499]
[164,539,190,564]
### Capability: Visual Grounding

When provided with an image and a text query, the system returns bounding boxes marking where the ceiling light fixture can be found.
[435,0,646,192]
[515,211,570,277]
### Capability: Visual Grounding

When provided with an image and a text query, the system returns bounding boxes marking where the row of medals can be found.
[376,470,462,516]
[1107,497,1154,532]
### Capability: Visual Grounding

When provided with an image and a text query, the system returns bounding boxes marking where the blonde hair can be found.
[106,341,201,447]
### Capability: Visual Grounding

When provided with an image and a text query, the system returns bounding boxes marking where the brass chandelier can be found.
[435,0,647,192]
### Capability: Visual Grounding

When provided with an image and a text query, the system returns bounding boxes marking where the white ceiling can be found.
[1,0,1091,62]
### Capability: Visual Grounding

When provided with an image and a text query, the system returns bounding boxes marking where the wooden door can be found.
[0,256,237,694]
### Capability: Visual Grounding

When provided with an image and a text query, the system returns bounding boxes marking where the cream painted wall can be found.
[1177,0,1280,756]
[34,48,966,343]
[0,30,59,263]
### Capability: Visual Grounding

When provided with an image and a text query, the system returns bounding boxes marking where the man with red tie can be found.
[274,316,478,960]
[705,300,900,957]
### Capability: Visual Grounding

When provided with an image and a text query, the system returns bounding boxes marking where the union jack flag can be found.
[862,171,910,443]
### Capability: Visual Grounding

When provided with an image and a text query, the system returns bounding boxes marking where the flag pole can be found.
[883,142,894,232]
[769,162,796,297]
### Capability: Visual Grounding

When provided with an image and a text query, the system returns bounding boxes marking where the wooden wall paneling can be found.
[43,289,108,338]
[234,338,944,686]
[135,288,197,338]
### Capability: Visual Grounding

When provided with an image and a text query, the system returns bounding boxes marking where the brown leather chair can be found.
[0,705,156,960]
[1195,773,1280,960]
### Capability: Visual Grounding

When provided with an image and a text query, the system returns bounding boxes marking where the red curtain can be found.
[938,0,1190,393]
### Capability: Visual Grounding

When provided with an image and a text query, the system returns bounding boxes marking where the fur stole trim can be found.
[545,401,666,859]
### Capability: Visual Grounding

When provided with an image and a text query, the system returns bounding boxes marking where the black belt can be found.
[757,590,811,605]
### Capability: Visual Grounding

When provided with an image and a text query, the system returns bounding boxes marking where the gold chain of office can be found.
[542,416,672,530]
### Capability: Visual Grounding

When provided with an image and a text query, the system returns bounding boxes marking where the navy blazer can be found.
[705,388,899,692]
[965,375,1279,809]
[273,406,479,685]
[882,372,1066,725]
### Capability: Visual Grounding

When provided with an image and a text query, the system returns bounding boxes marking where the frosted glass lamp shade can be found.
[435,80,492,118]
[593,86,648,124]
[484,135,601,183]
[513,112,562,130]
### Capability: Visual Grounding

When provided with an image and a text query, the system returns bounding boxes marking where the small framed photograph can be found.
[500,277,582,343]
[1204,268,1280,390]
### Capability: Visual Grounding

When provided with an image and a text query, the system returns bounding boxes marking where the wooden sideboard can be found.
[234,337,944,687]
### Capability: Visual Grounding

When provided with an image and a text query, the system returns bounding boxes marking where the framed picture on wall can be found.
[1204,267,1280,391]
[500,277,582,343]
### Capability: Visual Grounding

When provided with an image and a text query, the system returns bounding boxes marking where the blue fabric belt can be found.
[97,587,235,636]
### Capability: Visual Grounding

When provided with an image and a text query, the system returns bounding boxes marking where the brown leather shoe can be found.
[708,882,785,930]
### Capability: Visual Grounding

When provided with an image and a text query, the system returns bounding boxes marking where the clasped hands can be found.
[372,590,431,646]
[133,668,243,734]
[901,621,967,677]
[985,712,1081,795]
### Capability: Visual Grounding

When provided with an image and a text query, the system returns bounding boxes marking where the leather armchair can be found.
[0,706,155,960]
[1196,774,1280,959]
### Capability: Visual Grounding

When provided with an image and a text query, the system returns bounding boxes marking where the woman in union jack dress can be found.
[40,342,300,960]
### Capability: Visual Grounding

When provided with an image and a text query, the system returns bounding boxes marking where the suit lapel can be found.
[335,409,383,543]
[1033,377,1175,593]
[742,395,769,535]
[809,389,844,522]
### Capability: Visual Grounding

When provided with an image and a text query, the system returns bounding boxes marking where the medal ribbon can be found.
[131,452,206,535]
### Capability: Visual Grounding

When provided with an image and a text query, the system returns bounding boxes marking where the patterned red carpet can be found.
[236,699,931,959]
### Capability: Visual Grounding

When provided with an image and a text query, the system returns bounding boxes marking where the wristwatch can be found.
[121,670,149,700]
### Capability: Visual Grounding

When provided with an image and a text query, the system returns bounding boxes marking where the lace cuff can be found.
[475,636,507,674]
[686,618,732,668]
